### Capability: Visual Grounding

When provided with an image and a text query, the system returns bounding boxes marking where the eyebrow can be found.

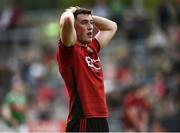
[80,19,93,23]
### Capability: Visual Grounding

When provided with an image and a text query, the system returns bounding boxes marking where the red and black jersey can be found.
[56,38,108,122]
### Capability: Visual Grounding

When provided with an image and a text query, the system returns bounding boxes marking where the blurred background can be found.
[0,0,180,132]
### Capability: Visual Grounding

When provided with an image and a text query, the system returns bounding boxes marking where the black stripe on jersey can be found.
[71,69,84,120]
[71,90,84,119]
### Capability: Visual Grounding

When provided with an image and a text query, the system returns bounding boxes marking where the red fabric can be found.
[9,7,21,28]
[123,93,150,129]
[154,79,167,98]
[79,119,87,132]
[56,38,108,121]
[37,86,55,102]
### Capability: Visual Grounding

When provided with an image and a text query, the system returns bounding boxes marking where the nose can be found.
[88,23,93,30]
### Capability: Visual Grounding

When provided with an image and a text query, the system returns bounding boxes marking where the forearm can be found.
[93,15,117,48]
[92,15,117,31]
[59,8,77,46]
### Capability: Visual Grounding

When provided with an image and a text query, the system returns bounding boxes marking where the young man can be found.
[56,6,117,132]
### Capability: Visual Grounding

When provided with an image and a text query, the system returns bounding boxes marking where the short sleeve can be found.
[89,38,101,53]
[56,40,75,68]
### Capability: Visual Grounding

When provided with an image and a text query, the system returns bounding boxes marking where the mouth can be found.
[87,32,93,37]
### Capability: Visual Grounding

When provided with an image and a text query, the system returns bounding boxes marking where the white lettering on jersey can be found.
[85,56,101,70]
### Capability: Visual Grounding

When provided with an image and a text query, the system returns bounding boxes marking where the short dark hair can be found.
[73,8,92,18]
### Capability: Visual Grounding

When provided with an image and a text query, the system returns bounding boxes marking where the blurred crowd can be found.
[0,0,180,132]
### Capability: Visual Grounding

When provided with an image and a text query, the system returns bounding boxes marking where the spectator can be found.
[36,85,55,120]
[1,76,28,131]
[122,84,151,132]
[156,1,174,31]
[151,70,180,132]
[0,0,21,30]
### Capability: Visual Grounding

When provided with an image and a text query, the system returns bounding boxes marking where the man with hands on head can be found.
[56,6,117,132]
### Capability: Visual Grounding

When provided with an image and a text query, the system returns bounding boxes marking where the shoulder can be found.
[88,38,101,53]
[58,39,75,48]
[57,39,76,53]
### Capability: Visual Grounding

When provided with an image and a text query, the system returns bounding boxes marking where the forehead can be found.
[76,14,92,21]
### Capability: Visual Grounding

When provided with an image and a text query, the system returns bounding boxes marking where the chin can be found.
[86,38,92,43]
[79,38,92,44]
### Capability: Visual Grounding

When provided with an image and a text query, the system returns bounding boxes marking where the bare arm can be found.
[93,15,117,48]
[1,104,19,127]
[59,7,77,47]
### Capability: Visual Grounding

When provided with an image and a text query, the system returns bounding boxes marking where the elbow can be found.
[112,22,118,33]
[109,21,117,35]
[64,16,72,23]
[63,16,73,26]
[59,11,74,27]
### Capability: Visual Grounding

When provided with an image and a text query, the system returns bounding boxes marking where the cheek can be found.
[76,26,86,36]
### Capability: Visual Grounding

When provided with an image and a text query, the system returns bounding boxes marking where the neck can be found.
[78,42,88,47]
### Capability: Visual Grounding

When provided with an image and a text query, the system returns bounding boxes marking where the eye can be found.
[90,20,94,24]
[81,20,88,24]
[80,20,93,25]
